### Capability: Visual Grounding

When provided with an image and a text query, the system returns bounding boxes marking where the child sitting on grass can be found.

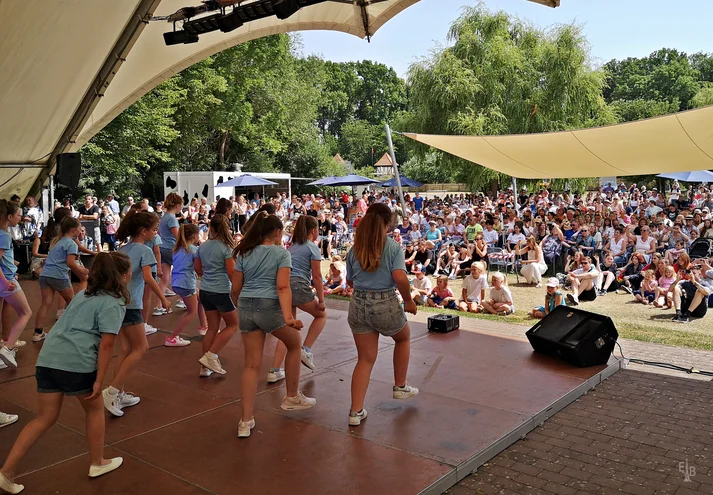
[324,256,347,295]
[530,277,565,319]
[458,261,487,313]
[654,265,676,308]
[635,269,658,305]
[481,272,515,316]
[427,275,456,309]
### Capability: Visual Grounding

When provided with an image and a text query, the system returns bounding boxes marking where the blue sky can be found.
[298,0,713,76]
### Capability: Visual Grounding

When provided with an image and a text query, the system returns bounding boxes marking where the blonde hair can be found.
[491,272,506,285]
[436,275,449,287]
[642,269,656,280]
[471,261,486,275]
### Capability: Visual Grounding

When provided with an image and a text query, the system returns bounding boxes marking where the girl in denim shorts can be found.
[157,193,183,302]
[346,203,420,427]
[103,211,171,418]
[269,214,327,383]
[195,215,238,377]
[166,224,207,349]
[232,212,316,438]
[33,217,88,343]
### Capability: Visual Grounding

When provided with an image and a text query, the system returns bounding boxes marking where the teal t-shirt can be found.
[288,241,321,282]
[144,235,162,274]
[0,228,17,281]
[42,236,80,280]
[197,239,233,293]
[36,290,126,373]
[346,237,406,290]
[119,242,156,310]
[236,245,292,299]
[172,244,197,290]
[159,214,179,249]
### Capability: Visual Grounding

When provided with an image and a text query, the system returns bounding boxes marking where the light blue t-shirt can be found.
[347,237,406,290]
[36,290,126,373]
[197,239,233,293]
[288,241,321,282]
[172,244,197,290]
[144,235,162,274]
[236,245,292,299]
[0,228,17,281]
[159,214,180,249]
[42,236,80,280]
[119,242,156,309]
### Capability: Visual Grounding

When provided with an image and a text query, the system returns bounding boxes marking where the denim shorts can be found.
[0,279,22,299]
[39,275,71,292]
[173,286,196,298]
[238,297,285,333]
[36,366,96,396]
[290,277,315,306]
[122,309,144,327]
[199,290,235,313]
[348,289,407,337]
[160,247,173,266]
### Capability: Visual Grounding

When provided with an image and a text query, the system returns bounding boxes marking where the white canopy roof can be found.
[0,0,558,198]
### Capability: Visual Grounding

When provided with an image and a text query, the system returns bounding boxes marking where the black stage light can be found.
[272,0,301,20]
[217,10,244,32]
[184,12,223,35]
[163,30,199,45]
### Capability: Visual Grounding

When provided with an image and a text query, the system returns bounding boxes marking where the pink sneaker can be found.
[164,336,191,347]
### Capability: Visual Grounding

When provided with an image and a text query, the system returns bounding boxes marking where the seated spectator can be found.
[424,221,442,250]
[458,261,487,313]
[515,235,548,287]
[597,254,619,295]
[392,229,403,247]
[617,253,645,294]
[413,240,435,275]
[530,277,566,319]
[469,233,488,264]
[427,276,456,309]
[665,240,687,265]
[506,222,526,251]
[653,264,676,308]
[435,244,458,276]
[448,246,472,280]
[324,256,347,295]
[481,272,514,316]
[634,269,658,305]
[672,259,712,323]
[410,264,432,305]
[566,256,599,306]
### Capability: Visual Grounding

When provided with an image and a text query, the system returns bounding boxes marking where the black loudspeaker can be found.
[427,314,459,333]
[526,306,618,367]
[56,153,81,189]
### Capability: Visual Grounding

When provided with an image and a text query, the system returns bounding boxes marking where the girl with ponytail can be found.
[268,214,327,383]
[345,203,419,427]
[231,211,316,438]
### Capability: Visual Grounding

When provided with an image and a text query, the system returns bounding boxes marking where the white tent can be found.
[0,0,559,198]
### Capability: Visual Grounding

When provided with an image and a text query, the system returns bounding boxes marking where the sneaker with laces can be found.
[566,294,579,306]
[0,339,26,348]
[348,409,368,426]
[237,418,255,438]
[301,347,315,371]
[199,366,213,377]
[267,368,285,383]
[622,285,633,295]
[198,326,208,336]
[152,307,173,316]
[118,391,141,409]
[165,336,191,347]
[164,289,177,297]
[32,332,46,343]
[199,353,227,375]
[0,346,18,368]
[281,391,316,411]
[144,324,158,336]
[175,299,187,310]
[0,472,23,494]
[102,389,124,417]
[393,384,420,400]
[0,411,19,428]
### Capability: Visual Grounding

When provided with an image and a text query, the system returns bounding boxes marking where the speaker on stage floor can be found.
[526,306,618,367]
[56,152,81,189]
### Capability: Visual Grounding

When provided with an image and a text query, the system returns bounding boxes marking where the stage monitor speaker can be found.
[56,153,81,189]
[526,306,618,367]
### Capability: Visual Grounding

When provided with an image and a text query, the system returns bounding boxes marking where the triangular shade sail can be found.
[218,175,277,188]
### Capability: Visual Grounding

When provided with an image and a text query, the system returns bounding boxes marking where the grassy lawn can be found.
[324,263,713,351]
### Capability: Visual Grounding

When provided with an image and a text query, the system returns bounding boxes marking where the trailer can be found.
[163,171,293,204]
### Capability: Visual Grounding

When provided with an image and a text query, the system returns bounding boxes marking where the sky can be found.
[298,0,713,77]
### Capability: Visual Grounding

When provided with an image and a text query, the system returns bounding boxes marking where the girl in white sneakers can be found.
[346,203,419,427]
[232,212,316,438]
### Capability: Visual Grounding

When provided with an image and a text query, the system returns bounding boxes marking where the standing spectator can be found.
[107,194,120,217]
[101,205,117,251]
[78,195,102,248]
[121,197,134,217]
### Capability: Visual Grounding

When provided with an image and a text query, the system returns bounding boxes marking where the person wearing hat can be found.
[531,277,566,319]
[409,264,432,305]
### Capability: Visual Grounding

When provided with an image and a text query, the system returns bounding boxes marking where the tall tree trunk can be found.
[490,178,499,197]
[218,130,230,167]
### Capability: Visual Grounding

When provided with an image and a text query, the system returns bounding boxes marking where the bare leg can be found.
[3,290,32,348]
[239,331,266,422]
[350,331,379,414]
[33,286,56,332]
[207,310,238,354]
[76,393,112,467]
[109,324,148,390]
[202,311,221,354]
[170,294,198,339]
[271,325,302,398]
[391,324,411,387]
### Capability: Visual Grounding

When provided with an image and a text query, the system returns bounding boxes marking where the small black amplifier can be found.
[427,314,460,333]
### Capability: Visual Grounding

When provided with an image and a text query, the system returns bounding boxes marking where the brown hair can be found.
[163,192,183,211]
[233,211,283,258]
[116,210,158,242]
[352,203,393,272]
[174,223,199,254]
[85,251,131,304]
[209,214,235,249]
[291,214,318,245]
[51,217,81,248]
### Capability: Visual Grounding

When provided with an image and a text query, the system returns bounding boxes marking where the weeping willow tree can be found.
[405,3,616,192]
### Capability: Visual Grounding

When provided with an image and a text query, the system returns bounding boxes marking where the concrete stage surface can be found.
[0,282,622,494]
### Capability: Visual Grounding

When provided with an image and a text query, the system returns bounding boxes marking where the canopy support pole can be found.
[512,177,519,211]
[385,124,408,219]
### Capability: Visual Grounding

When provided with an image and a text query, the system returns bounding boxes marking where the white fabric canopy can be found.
[404,105,713,179]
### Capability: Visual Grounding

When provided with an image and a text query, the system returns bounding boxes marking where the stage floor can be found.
[0,282,622,494]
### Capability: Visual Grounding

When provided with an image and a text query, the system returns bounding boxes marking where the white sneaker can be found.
[32,332,46,343]
[175,299,187,310]
[56,309,65,320]
[199,353,226,375]
[164,289,177,297]
[393,384,420,400]
[165,336,190,347]
[0,411,19,428]
[199,366,213,377]
[0,472,23,494]
[0,360,7,370]
[102,389,124,417]
[0,346,18,368]
[0,339,26,348]
[237,418,255,438]
[118,391,140,409]
[281,391,317,411]
[348,409,368,426]
[152,307,172,316]
[144,324,158,336]
[267,368,285,383]
[88,457,123,478]
[198,326,208,336]
[301,347,315,371]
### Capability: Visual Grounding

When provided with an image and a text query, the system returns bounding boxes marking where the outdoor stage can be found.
[0,281,622,494]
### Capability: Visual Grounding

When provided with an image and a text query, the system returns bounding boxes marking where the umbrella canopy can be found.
[657,171,713,183]
[307,176,340,186]
[328,174,379,187]
[379,175,423,188]
[217,175,277,188]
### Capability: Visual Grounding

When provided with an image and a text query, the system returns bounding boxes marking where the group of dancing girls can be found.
[0,198,420,493]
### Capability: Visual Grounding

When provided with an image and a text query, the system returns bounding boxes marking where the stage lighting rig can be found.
[272,0,301,20]
[163,27,199,45]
